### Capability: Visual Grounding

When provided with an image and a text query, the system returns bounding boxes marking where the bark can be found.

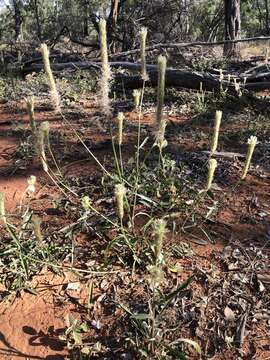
[12,0,23,41]
[224,0,241,57]
[33,0,42,40]
[265,0,270,34]
[83,0,89,37]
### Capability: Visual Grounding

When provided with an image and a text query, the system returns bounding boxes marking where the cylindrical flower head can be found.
[117,112,124,145]
[27,175,37,194]
[115,183,126,221]
[99,19,111,81]
[241,136,258,180]
[206,158,217,191]
[0,192,6,224]
[140,27,148,81]
[41,44,61,110]
[40,121,50,142]
[99,19,111,116]
[133,89,140,110]
[26,97,36,134]
[210,110,222,154]
[156,55,167,125]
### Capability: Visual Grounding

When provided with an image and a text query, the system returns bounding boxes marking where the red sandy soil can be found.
[0,100,269,359]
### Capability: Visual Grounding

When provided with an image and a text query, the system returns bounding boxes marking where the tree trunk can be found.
[33,0,42,40]
[83,0,89,37]
[223,0,241,57]
[12,0,23,41]
[265,0,270,34]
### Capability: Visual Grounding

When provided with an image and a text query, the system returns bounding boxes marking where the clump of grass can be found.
[241,135,258,179]
[140,27,149,81]
[210,110,222,154]
[156,55,167,127]
[99,19,111,116]
[40,43,61,111]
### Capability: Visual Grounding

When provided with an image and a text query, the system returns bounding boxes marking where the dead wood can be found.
[21,60,270,92]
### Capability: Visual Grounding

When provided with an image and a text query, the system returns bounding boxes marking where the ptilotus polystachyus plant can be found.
[117,112,124,145]
[210,110,222,155]
[133,89,141,111]
[99,19,111,116]
[40,44,61,111]
[26,97,36,135]
[156,55,167,127]
[140,27,148,81]
[148,218,167,288]
[206,158,217,191]
[40,121,50,143]
[241,136,258,180]
[0,192,6,224]
[115,183,126,222]
[27,175,37,194]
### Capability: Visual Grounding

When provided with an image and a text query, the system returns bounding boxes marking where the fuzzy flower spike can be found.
[117,112,124,145]
[115,183,126,222]
[41,43,61,111]
[210,110,222,154]
[140,27,149,81]
[241,136,258,180]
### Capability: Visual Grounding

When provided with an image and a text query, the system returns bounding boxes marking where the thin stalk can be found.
[110,128,122,179]
[60,112,113,179]
[131,80,146,225]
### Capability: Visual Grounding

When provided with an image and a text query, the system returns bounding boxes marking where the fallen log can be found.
[21,61,230,92]
[21,61,270,92]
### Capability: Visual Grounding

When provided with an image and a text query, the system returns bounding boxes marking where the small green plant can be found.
[60,314,89,350]
[195,82,207,113]
[60,314,102,358]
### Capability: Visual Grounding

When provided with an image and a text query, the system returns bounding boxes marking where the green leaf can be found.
[73,331,83,345]
[130,313,151,321]
[160,277,193,312]
[24,287,38,295]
